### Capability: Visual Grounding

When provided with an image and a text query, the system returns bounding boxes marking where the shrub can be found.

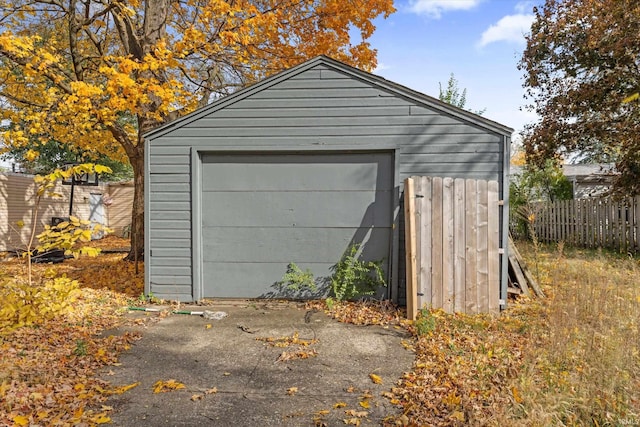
[330,244,386,301]
[0,275,80,333]
[278,262,316,292]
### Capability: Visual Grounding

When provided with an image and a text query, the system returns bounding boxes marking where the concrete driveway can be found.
[102,302,414,426]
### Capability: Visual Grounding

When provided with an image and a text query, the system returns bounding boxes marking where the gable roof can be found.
[145,55,514,140]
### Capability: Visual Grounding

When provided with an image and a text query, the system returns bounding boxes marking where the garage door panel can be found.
[201,153,393,192]
[202,227,390,264]
[200,152,393,298]
[201,190,392,228]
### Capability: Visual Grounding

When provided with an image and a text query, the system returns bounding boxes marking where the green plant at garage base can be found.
[414,307,436,336]
[278,262,317,292]
[330,244,386,301]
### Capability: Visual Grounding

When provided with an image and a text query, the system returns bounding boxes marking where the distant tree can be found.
[1,140,132,181]
[438,73,486,115]
[510,159,573,238]
[510,142,527,167]
[519,0,640,195]
[512,159,573,205]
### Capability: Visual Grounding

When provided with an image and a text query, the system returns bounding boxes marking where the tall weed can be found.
[510,243,640,425]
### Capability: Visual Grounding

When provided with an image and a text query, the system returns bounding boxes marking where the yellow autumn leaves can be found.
[0,276,80,333]
[153,379,186,393]
[369,373,383,384]
[256,330,320,362]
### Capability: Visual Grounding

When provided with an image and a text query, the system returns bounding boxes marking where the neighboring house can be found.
[510,163,616,199]
[0,172,133,252]
[144,55,513,304]
[562,163,616,199]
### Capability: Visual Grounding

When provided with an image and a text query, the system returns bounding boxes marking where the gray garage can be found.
[144,55,512,303]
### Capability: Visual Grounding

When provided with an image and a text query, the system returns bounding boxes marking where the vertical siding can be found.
[147,62,507,302]
[0,173,111,252]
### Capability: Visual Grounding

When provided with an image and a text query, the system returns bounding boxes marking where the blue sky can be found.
[369,0,541,140]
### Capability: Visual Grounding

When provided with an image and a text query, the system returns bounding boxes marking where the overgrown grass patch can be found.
[384,242,639,426]
[510,242,640,425]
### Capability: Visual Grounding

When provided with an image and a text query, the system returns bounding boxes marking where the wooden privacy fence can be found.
[529,196,640,253]
[404,176,501,319]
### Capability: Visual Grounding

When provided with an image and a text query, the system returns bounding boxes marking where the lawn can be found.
[1,238,638,426]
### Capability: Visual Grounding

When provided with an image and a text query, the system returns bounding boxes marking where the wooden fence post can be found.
[404,177,418,321]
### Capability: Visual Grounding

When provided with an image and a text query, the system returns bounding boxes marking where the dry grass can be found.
[507,242,640,425]
[386,242,639,426]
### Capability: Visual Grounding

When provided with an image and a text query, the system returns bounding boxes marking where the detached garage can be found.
[144,55,513,304]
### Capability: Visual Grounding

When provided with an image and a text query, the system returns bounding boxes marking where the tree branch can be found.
[110,1,143,59]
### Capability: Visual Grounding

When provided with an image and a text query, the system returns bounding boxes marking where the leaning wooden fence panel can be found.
[404,176,501,318]
[529,196,640,253]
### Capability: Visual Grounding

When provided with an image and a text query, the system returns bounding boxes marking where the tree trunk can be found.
[125,145,145,261]
[123,0,169,261]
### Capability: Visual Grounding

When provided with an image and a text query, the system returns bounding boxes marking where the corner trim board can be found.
[191,148,203,302]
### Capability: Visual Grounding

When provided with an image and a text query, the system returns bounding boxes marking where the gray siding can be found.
[147,62,506,302]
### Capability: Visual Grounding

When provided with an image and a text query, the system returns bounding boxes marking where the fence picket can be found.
[419,177,433,310]
[442,178,455,313]
[524,196,640,253]
[476,179,489,313]
[465,179,478,314]
[431,177,444,310]
[453,178,466,313]
[488,181,500,313]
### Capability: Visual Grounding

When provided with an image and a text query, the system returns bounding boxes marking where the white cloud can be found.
[409,0,481,19]
[478,13,534,47]
[373,62,391,73]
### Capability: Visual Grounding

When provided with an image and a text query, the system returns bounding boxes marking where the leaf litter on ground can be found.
[1,237,147,426]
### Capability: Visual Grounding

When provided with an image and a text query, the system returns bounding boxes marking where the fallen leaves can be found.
[256,330,318,347]
[369,373,383,384]
[1,237,143,298]
[191,387,217,402]
[257,330,320,362]
[110,382,140,395]
[276,348,318,362]
[345,409,368,418]
[12,415,29,426]
[0,244,143,426]
[318,300,405,327]
[511,386,523,404]
[0,313,140,426]
[358,400,370,409]
[286,387,299,396]
[381,305,536,426]
[153,379,186,393]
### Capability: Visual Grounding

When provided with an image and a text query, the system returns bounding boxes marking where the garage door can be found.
[200,152,394,298]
